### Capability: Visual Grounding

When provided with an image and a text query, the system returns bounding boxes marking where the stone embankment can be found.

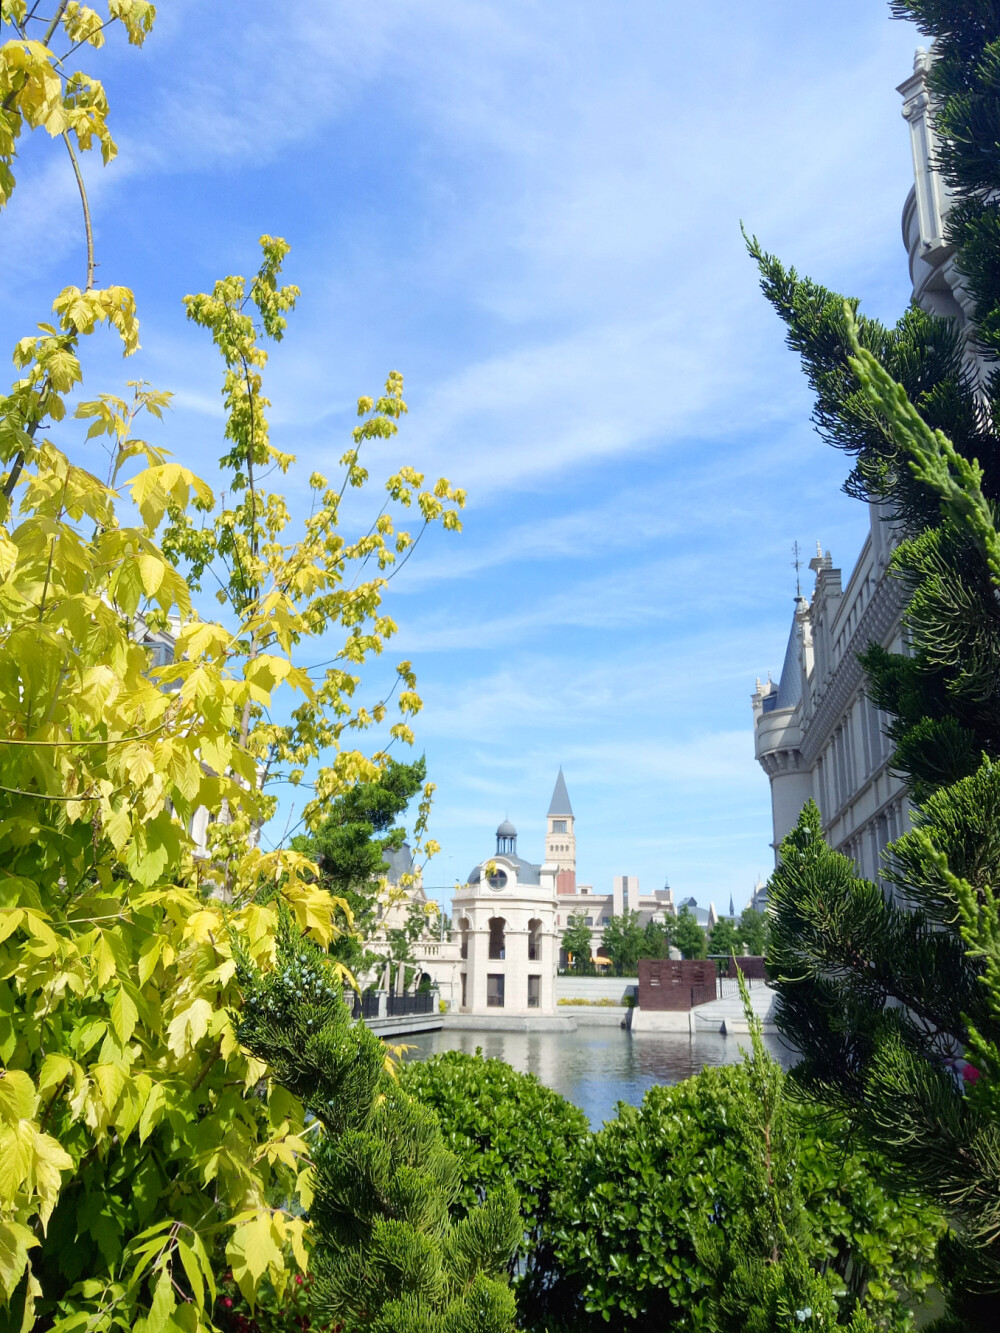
[629,983,777,1035]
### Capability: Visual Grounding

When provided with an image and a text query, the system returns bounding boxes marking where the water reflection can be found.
[403,1026,794,1129]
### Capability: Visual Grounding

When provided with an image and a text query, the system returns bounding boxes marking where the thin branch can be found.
[54,14,118,66]
[0,781,107,802]
[62,129,95,290]
[1,403,45,501]
[41,0,69,47]
[0,722,168,747]
[381,519,429,585]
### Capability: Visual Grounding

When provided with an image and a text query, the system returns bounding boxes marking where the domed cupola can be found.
[496,819,517,857]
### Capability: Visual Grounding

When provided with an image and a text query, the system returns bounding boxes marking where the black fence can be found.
[710,956,768,1001]
[387,991,434,1017]
[351,990,381,1020]
[351,990,435,1020]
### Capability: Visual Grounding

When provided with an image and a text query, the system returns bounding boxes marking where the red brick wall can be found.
[637,958,716,1011]
[556,869,576,895]
[722,955,767,981]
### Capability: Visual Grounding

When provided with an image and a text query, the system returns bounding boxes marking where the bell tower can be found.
[545,769,576,890]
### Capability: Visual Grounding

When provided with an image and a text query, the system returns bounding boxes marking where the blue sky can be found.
[1,1,923,911]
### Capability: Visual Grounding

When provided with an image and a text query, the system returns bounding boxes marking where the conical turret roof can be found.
[547,768,573,816]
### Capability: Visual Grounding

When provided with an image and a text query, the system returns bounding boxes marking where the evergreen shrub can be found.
[537,1062,941,1333]
[235,917,521,1333]
[400,1050,588,1277]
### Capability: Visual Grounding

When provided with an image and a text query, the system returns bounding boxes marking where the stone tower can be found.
[545,769,576,893]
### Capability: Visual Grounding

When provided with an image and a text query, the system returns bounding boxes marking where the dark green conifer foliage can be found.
[743,240,1000,794]
[291,756,427,972]
[753,6,1000,1316]
[760,270,1000,1319]
[293,757,427,901]
[746,0,1000,796]
[234,914,520,1333]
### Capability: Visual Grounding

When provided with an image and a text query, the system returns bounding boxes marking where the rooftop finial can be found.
[791,540,802,598]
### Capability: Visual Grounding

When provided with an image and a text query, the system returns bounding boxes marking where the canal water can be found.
[402,1025,794,1129]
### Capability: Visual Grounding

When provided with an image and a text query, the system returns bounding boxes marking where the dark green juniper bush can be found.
[234,913,520,1333]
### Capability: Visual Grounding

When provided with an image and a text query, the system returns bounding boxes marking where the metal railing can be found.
[712,957,769,1000]
[715,974,767,1000]
[352,989,436,1019]
[352,990,381,1020]
[386,991,434,1017]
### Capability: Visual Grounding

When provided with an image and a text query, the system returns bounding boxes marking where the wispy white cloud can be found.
[0,0,924,907]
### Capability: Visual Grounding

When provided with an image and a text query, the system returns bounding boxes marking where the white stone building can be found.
[452,816,560,1016]
[452,772,688,1007]
[752,49,977,880]
[752,530,911,881]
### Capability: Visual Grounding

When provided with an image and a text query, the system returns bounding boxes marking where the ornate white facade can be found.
[452,816,560,1016]
[752,527,911,880]
[752,49,977,880]
[452,773,684,1008]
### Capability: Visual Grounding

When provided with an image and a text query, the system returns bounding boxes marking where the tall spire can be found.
[547,768,573,816]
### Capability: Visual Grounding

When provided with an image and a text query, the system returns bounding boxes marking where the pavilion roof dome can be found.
[496,818,517,838]
[467,854,541,887]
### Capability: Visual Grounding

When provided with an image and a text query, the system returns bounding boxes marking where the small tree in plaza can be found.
[674,905,708,959]
[599,909,644,975]
[561,912,594,973]
[739,906,769,956]
[707,916,741,958]
[640,915,674,958]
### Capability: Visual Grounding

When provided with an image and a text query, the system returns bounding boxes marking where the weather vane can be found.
[792,540,803,598]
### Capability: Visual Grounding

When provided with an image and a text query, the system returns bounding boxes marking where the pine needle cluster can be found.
[234,913,520,1333]
[753,5,1000,1324]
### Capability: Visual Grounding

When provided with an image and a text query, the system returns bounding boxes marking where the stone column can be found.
[539,924,556,1014]
[470,921,489,1014]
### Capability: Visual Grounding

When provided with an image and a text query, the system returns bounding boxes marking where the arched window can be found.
[488,917,506,961]
[527,918,542,962]
[459,917,471,960]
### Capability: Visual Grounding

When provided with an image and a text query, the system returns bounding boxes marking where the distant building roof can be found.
[467,855,542,887]
[678,896,711,927]
[547,768,573,817]
[775,599,806,710]
[747,879,768,913]
[383,843,415,884]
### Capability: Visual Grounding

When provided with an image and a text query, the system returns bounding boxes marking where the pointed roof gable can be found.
[547,768,573,817]
[775,598,806,710]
